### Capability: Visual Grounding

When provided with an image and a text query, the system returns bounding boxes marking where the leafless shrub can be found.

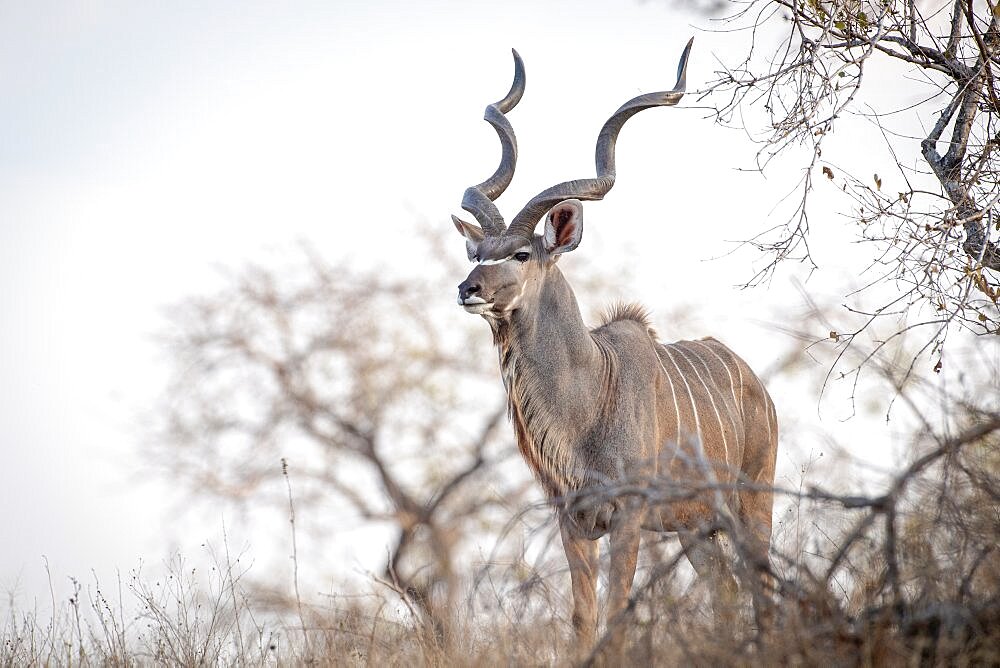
[704,0,1000,366]
[2,546,279,667]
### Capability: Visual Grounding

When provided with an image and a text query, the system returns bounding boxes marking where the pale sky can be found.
[0,0,929,608]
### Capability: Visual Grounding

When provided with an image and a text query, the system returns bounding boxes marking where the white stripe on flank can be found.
[661,346,702,451]
[653,348,681,459]
[690,341,742,446]
[694,340,739,416]
[665,346,728,511]
[674,345,730,467]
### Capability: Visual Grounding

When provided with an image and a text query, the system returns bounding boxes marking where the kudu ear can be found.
[452,215,485,261]
[543,199,583,255]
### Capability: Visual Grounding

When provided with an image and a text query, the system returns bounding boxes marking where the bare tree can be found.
[152,240,525,637]
[707,0,1000,367]
[150,229,637,642]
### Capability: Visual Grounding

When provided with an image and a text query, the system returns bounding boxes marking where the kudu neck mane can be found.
[489,266,616,497]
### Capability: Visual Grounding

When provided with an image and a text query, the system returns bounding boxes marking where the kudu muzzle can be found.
[457,275,482,304]
[457,266,496,314]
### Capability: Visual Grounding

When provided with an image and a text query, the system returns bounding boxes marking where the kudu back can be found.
[452,40,778,653]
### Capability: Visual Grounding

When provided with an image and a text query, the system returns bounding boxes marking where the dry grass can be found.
[5,438,997,668]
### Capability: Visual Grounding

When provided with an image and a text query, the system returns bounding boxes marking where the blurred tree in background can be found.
[152,236,520,634]
[149,231,638,638]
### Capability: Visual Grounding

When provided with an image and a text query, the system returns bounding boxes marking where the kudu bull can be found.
[452,40,778,652]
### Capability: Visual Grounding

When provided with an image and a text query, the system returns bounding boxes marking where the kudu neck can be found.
[504,265,598,366]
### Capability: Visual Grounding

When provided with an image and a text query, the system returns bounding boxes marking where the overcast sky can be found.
[1,0,929,608]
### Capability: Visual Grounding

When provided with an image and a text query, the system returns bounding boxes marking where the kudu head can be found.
[454,40,693,317]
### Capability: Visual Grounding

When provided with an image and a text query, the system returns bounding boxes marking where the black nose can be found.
[458,279,481,301]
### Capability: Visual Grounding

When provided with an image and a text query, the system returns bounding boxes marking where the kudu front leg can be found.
[559,518,599,650]
[602,502,644,661]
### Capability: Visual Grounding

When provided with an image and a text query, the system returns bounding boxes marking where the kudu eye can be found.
[514,252,530,263]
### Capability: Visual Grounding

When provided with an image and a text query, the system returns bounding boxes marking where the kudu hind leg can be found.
[737,483,778,628]
[559,519,599,649]
[737,422,778,602]
[737,486,775,581]
[738,383,778,589]
[679,530,738,628]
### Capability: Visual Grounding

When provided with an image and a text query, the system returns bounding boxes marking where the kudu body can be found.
[452,41,778,653]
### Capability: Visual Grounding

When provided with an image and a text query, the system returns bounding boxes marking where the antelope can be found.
[452,40,778,654]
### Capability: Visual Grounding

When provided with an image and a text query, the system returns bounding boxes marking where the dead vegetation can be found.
[4,422,997,666]
[5,239,997,666]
